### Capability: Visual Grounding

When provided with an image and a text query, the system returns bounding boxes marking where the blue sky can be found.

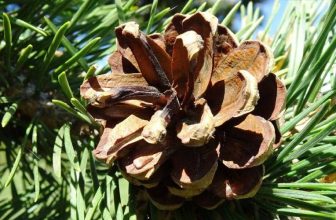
[257,0,288,36]
[231,0,288,37]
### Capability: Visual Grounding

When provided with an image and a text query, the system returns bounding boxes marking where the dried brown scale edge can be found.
[80,11,286,210]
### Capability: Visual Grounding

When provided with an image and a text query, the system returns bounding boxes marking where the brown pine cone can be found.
[80,12,286,210]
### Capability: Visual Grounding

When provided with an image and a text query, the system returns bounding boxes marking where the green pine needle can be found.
[0,0,335,219]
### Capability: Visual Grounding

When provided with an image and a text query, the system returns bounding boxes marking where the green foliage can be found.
[0,0,335,219]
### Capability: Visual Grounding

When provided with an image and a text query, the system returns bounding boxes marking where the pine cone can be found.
[80,12,286,210]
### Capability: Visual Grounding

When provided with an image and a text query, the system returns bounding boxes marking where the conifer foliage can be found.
[0,0,335,219]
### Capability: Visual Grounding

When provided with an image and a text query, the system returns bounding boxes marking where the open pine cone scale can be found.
[80,12,286,210]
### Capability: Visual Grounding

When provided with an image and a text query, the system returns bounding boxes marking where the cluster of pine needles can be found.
[0,0,335,219]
